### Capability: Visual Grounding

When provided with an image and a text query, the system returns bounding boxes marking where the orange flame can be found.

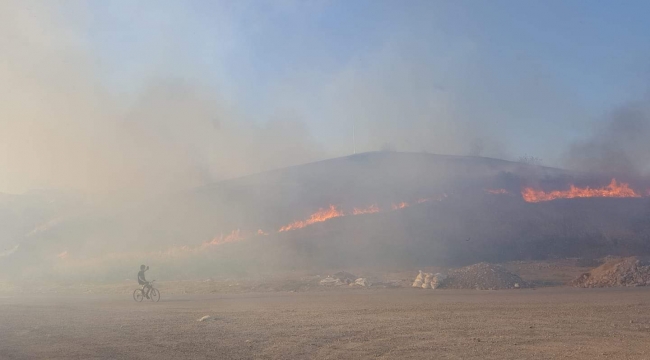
[352,204,380,215]
[204,229,244,246]
[61,193,450,265]
[278,205,345,232]
[391,202,409,210]
[487,189,509,195]
[522,179,641,203]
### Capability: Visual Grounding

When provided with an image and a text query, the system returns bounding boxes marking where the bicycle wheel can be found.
[149,288,160,302]
[133,289,144,302]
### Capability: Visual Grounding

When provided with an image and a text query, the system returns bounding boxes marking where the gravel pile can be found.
[572,257,650,288]
[444,263,527,290]
[332,271,357,284]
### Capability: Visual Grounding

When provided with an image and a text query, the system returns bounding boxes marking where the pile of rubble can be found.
[572,257,650,288]
[319,271,372,287]
[443,263,526,290]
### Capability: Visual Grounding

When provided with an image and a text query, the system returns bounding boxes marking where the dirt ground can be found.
[3,287,650,359]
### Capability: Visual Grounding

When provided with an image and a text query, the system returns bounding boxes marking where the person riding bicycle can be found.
[137,265,151,299]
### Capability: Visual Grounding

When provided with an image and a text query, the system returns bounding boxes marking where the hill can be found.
[2,152,649,281]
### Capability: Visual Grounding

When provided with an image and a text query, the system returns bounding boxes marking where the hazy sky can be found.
[2,0,650,195]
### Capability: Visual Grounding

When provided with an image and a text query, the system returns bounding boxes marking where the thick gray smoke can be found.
[564,102,650,176]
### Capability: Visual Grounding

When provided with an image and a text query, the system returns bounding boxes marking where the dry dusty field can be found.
[3,287,650,359]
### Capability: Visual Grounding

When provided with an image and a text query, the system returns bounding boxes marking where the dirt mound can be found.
[572,257,650,288]
[444,263,527,290]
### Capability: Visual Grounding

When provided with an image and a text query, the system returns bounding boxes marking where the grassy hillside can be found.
[3,152,649,281]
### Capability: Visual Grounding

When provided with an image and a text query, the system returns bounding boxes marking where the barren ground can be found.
[3,287,650,359]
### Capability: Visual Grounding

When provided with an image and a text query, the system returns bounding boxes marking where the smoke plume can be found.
[564,102,650,176]
[0,1,324,197]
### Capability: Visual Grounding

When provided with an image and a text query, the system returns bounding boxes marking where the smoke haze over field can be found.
[3,1,650,197]
[0,1,325,196]
[6,6,650,360]
[2,1,650,283]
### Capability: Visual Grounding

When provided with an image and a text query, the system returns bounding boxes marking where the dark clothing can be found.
[138,270,147,285]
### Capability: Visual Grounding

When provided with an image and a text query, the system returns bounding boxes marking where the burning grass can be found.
[522,179,642,203]
[279,205,345,232]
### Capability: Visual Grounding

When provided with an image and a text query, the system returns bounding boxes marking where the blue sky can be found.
[76,1,650,165]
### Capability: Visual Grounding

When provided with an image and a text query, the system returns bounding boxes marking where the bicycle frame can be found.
[141,280,156,291]
[134,280,159,302]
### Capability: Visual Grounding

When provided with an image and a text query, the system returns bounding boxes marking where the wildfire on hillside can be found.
[50,193,452,264]
[276,194,451,234]
[521,179,642,203]
[391,202,409,210]
[128,193,449,261]
[352,204,380,215]
[203,229,244,246]
[278,205,345,232]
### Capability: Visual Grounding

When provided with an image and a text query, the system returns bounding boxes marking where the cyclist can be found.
[138,265,151,299]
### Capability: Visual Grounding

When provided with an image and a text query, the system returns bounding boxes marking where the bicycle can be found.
[133,280,160,302]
